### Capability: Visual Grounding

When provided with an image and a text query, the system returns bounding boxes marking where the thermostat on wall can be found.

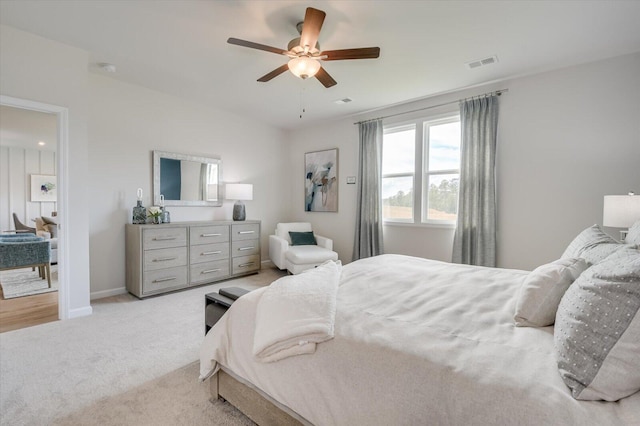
[346,176,356,184]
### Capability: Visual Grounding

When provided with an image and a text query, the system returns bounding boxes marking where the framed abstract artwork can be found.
[304,148,338,212]
[30,174,57,202]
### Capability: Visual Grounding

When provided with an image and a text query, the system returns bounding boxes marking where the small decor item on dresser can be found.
[132,188,147,224]
[159,194,171,224]
[147,206,163,224]
[226,183,253,221]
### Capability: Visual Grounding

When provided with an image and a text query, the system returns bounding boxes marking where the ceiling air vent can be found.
[465,55,498,70]
[334,98,353,104]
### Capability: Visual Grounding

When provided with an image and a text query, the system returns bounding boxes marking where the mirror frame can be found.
[153,150,223,207]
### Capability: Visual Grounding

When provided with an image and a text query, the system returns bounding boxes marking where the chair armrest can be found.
[315,235,333,250]
[269,235,289,269]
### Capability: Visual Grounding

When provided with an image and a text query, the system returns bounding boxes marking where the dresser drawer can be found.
[144,247,188,271]
[190,225,229,245]
[190,242,229,264]
[190,260,230,285]
[232,254,260,275]
[143,266,188,294]
[232,223,260,241]
[143,227,187,250]
[231,239,259,258]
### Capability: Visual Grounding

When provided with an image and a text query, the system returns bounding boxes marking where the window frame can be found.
[421,116,461,225]
[381,111,460,227]
[381,123,417,223]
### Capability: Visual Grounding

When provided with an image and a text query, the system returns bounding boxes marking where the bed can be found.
[200,252,640,425]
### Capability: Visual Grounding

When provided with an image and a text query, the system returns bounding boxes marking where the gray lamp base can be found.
[232,201,246,221]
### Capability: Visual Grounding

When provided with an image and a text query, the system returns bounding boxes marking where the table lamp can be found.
[226,183,253,221]
[603,192,640,241]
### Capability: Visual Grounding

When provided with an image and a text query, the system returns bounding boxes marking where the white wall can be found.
[287,52,640,270]
[283,120,359,263]
[0,146,57,231]
[497,52,640,269]
[1,25,92,317]
[88,74,290,298]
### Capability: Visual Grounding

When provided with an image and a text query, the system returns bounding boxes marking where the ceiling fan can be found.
[227,7,380,88]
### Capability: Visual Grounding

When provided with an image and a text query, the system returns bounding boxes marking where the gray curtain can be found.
[452,95,499,267]
[353,119,384,260]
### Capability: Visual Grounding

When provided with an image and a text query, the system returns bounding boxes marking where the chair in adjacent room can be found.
[0,234,52,287]
[269,222,338,275]
[12,213,36,233]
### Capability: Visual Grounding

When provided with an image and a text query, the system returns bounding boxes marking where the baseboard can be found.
[90,287,128,300]
[68,306,93,319]
[260,259,277,268]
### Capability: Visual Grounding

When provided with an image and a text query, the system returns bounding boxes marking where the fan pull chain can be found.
[300,87,306,119]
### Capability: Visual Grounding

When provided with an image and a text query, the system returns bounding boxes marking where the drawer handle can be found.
[238,230,254,234]
[153,276,176,283]
[153,257,177,262]
[238,262,255,268]
[154,236,177,241]
[238,246,254,251]
[201,233,222,237]
[202,251,222,256]
[201,268,221,274]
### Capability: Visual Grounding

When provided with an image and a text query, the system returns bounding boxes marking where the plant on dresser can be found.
[125,221,261,298]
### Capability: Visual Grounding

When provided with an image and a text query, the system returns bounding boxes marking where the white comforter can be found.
[200,254,640,425]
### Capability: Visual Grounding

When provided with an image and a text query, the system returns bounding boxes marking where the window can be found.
[382,115,460,225]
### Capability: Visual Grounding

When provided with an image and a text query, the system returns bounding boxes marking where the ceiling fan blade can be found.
[257,64,290,82]
[315,66,337,88]
[299,7,326,51]
[321,47,381,61]
[227,37,288,55]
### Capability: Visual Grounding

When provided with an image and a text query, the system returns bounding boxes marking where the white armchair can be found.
[269,222,338,274]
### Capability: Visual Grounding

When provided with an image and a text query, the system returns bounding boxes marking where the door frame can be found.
[1,95,70,320]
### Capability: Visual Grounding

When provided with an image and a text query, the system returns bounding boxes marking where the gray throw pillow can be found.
[554,246,640,401]
[626,220,640,245]
[289,231,317,246]
[561,224,626,265]
[514,257,588,327]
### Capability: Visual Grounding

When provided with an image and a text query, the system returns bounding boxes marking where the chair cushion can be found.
[289,231,317,246]
[285,245,338,264]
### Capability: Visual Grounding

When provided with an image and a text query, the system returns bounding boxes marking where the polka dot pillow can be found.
[561,224,628,265]
[554,246,640,401]
[626,220,640,245]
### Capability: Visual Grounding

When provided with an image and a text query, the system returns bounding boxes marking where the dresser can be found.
[125,220,260,298]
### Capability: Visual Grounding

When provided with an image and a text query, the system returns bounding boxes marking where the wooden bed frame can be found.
[210,369,306,426]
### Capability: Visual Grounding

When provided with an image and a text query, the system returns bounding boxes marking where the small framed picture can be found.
[304,148,338,212]
[30,174,57,202]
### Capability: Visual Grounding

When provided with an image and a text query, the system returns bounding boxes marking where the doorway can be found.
[0,95,69,329]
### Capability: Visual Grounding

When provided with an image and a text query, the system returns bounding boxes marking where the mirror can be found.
[153,150,222,206]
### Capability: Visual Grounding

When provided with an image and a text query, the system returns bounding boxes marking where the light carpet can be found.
[0,264,58,299]
[0,266,285,426]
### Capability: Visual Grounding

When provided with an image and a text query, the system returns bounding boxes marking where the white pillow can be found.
[514,258,588,327]
[561,224,626,265]
[626,220,640,245]
[554,246,640,401]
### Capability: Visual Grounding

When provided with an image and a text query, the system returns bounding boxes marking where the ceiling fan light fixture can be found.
[288,56,321,79]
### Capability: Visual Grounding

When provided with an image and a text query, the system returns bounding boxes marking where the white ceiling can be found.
[1,1,639,130]
[0,105,57,152]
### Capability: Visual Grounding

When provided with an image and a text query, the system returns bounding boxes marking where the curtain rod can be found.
[353,89,508,125]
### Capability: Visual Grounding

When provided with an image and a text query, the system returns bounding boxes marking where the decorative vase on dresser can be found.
[125,220,261,298]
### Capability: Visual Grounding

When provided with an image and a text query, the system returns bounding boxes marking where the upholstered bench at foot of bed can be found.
[285,245,338,275]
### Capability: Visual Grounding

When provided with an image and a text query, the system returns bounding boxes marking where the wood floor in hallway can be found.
[0,286,58,333]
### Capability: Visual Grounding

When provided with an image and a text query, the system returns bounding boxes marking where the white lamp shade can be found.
[288,57,321,79]
[225,183,253,201]
[603,194,640,228]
